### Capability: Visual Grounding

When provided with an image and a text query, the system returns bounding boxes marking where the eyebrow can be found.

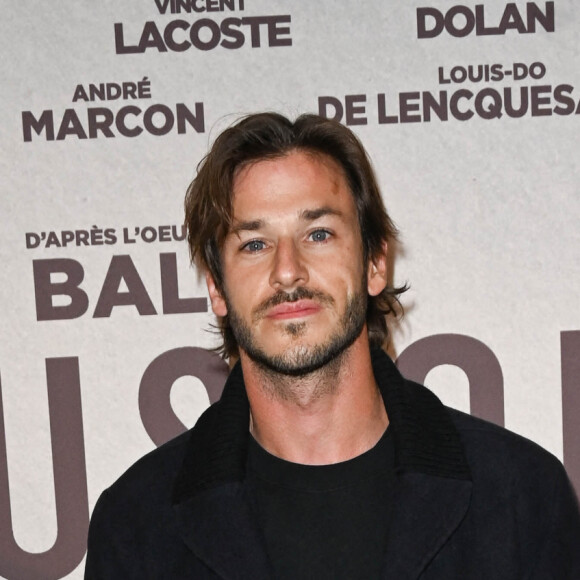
[230,206,344,236]
[230,219,265,236]
[300,206,343,221]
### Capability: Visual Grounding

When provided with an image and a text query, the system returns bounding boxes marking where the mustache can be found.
[253,287,335,320]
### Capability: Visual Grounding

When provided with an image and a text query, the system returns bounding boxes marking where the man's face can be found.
[207,150,387,375]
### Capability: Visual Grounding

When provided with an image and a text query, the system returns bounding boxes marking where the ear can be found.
[367,242,388,297]
[206,272,228,317]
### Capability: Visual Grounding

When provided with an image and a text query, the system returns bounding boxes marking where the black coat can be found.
[85,350,580,579]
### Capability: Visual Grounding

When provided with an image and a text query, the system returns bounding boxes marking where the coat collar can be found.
[172,349,472,579]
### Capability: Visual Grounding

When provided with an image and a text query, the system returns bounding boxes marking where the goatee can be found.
[225,284,368,378]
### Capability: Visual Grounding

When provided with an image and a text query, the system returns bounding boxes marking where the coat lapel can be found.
[174,483,272,579]
[375,349,473,578]
[171,363,272,578]
[381,473,472,579]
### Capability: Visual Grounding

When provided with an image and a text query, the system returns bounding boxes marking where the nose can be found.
[269,238,309,291]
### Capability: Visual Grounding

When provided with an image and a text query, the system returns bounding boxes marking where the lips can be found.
[266,300,322,320]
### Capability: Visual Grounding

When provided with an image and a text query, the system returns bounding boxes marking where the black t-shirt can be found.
[246,428,395,579]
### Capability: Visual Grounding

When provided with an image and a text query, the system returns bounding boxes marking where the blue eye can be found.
[242,240,266,252]
[309,229,330,242]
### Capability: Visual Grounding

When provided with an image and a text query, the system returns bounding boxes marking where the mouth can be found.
[266,300,322,320]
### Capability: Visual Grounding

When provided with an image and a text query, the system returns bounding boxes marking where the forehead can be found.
[231,150,355,220]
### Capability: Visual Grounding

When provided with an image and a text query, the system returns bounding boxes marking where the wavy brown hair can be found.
[185,112,406,358]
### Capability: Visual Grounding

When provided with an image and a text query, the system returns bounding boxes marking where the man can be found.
[85,113,580,579]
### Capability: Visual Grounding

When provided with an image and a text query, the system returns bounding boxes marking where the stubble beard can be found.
[224,281,368,401]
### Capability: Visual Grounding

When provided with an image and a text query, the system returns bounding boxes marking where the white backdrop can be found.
[1,1,579,578]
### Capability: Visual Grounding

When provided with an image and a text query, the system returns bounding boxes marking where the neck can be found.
[241,336,389,465]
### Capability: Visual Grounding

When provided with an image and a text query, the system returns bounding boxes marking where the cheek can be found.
[222,275,262,318]
[314,264,362,299]
[225,255,272,292]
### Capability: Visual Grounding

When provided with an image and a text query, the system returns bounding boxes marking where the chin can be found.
[247,329,362,377]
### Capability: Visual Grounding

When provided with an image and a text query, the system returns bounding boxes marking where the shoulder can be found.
[97,398,223,509]
[401,378,572,502]
[449,406,580,569]
[88,429,193,542]
[92,405,217,528]
[447,406,564,477]
[109,429,192,499]
[401,378,565,477]
[85,410,225,576]
[85,408,219,573]
[444,405,577,532]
